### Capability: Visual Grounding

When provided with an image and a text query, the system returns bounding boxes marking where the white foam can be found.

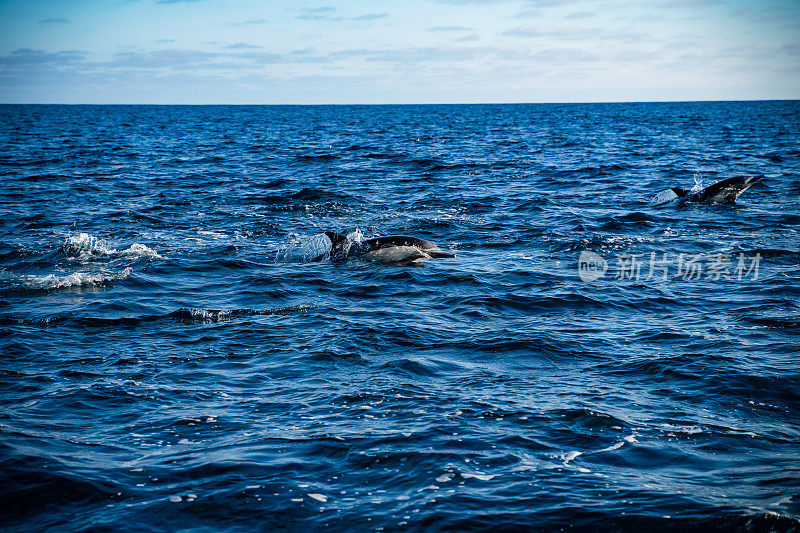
[308,493,328,502]
[181,309,232,322]
[691,173,704,193]
[460,473,497,481]
[62,233,160,261]
[650,189,680,206]
[21,267,131,290]
[598,441,625,453]
[120,243,161,258]
[63,232,113,260]
[562,451,582,463]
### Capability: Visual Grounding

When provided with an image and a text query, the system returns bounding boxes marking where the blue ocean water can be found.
[0,102,798,532]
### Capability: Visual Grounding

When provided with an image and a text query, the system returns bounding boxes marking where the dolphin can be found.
[324,232,455,264]
[654,175,764,205]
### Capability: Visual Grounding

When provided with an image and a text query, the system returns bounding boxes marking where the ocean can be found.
[1,102,798,531]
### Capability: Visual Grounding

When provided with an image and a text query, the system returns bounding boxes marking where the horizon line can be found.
[1,98,798,106]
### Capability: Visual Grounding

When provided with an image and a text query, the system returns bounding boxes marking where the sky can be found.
[0,0,798,104]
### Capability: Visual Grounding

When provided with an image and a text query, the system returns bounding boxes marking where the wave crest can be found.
[63,233,161,261]
[20,268,131,291]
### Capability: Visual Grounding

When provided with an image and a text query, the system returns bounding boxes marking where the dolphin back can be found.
[696,175,764,203]
[363,236,456,258]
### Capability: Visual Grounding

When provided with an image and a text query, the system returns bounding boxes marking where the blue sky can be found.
[0,0,798,104]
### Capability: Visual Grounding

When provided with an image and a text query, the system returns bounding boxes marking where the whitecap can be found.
[21,267,131,290]
[119,243,161,258]
[460,473,497,481]
[62,233,160,261]
[435,473,454,483]
[63,232,113,260]
[561,451,582,463]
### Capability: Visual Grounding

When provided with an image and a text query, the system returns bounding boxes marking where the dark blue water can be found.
[1,102,799,532]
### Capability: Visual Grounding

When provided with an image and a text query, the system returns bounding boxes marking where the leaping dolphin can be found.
[653,175,764,205]
[324,232,455,264]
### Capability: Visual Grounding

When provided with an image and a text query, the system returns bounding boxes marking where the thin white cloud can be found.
[566,11,596,19]
[502,26,603,39]
[226,43,262,50]
[0,48,86,67]
[427,26,475,32]
[353,13,388,21]
[229,19,268,26]
[111,49,218,69]
[296,6,337,20]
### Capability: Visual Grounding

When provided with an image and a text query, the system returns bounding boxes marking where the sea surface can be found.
[0,102,798,532]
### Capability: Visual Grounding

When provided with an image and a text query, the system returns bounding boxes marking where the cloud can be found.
[427,25,475,32]
[290,47,316,55]
[0,48,86,67]
[296,7,337,20]
[493,46,601,63]
[157,0,207,4]
[38,18,70,24]
[111,49,217,69]
[781,43,800,57]
[658,0,720,7]
[431,0,507,4]
[353,13,388,21]
[228,51,284,64]
[566,11,596,19]
[331,46,495,64]
[502,26,650,43]
[527,0,586,5]
[226,43,262,50]
[517,9,543,18]
[502,26,603,39]
[230,19,267,26]
[454,34,480,42]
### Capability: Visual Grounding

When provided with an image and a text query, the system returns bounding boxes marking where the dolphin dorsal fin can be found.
[325,232,348,247]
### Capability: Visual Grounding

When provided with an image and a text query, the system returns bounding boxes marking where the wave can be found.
[169,306,316,323]
[62,233,161,261]
[16,267,131,292]
[0,305,316,327]
[295,153,338,162]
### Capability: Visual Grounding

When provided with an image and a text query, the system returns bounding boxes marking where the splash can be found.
[63,233,161,261]
[20,267,131,291]
[62,232,113,260]
[119,243,161,259]
[690,173,704,194]
[273,231,368,262]
[171,305,316,324]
